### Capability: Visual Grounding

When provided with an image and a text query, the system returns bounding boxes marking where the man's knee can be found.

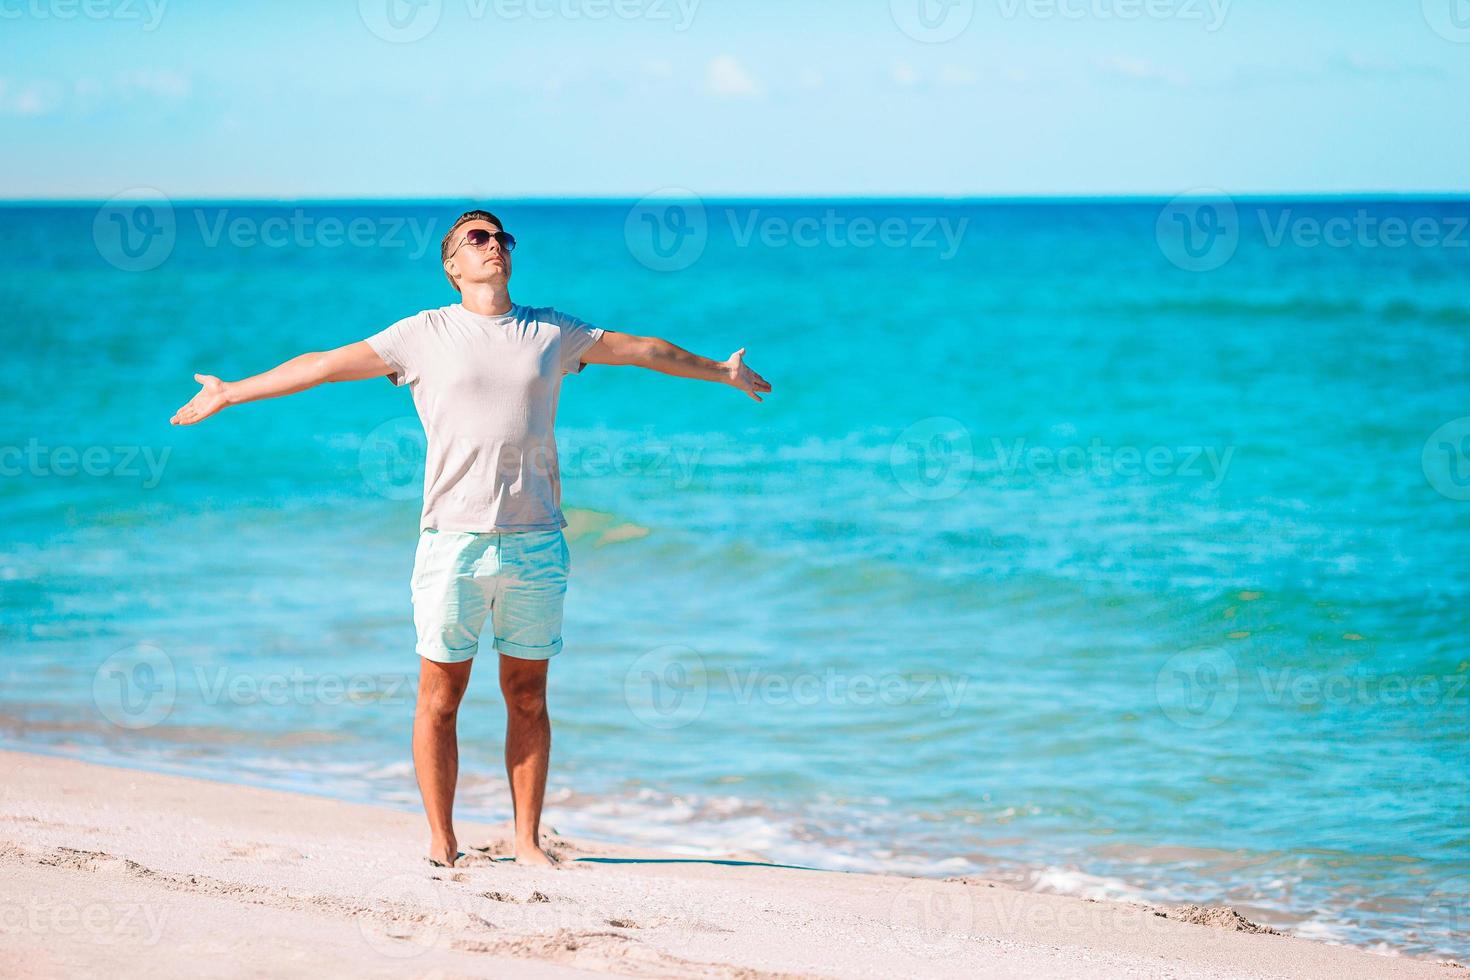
[501,678,547,717]
[418,690,463,723]
[417,662,472,721]
[499,657,548,717]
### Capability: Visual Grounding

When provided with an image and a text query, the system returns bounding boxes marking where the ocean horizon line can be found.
[7,191,1470,207]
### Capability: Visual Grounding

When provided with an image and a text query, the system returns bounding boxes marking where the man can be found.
[170,209,772,868]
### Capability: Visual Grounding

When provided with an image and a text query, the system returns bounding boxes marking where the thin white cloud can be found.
[1329,54,1444,80]
[1096,56,1192,88]
[4,71,192,117]
[939,65,978,87]
[123,70,190,100]
[0,80,61,117]
[890,60,919,87]
[706,54,761,98]
[641,59,674,79]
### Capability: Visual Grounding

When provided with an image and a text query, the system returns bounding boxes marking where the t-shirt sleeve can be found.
[550,308,606,376]
[364,312,426,387]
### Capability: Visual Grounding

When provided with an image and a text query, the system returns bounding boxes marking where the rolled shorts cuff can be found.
[494,636,563,661]
[416,641,479,665]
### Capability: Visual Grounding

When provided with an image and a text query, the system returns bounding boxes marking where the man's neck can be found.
[458,283,514,316]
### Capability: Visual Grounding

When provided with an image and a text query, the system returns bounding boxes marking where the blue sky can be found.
[2,0,1467,197]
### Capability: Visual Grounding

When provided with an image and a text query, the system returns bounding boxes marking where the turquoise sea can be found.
[1,199,1466,960]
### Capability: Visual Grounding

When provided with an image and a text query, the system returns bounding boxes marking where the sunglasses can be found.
[449,228,517,259]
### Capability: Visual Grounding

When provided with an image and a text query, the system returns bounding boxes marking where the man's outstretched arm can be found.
[170,341,394,426]
[581,331,773,403]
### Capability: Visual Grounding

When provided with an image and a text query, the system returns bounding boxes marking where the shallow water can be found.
[1,199,1467,960]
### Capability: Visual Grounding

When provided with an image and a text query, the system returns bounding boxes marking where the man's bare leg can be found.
[499,654,556,867]
[413,657,474,866]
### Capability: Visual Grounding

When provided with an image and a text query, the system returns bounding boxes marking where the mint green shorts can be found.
[410,528,571,663]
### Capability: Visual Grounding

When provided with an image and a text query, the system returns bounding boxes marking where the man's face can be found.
[444,219,513,289]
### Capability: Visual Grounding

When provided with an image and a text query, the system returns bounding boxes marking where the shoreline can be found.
[2,748,1462,979]
[1,735,1455,959]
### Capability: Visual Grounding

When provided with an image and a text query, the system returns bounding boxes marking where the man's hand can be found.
[171,374,231,426]
[579,331,772,401]
[168,343,394,426]
[724,348,772,402]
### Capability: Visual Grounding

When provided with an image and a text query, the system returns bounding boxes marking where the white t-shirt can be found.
[366,302,605,532]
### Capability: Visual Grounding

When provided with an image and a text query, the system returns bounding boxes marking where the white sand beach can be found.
[0,749,1461,979]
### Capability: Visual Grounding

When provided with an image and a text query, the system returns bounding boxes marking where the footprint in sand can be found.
[224,842,305,862]
[468,836,573,865]
[448,850,497,868]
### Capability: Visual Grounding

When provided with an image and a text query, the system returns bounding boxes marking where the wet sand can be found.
[0,750,1461,979]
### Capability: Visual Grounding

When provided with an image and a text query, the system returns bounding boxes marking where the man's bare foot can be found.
[513,842,560,868]
[428,838,460,867]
